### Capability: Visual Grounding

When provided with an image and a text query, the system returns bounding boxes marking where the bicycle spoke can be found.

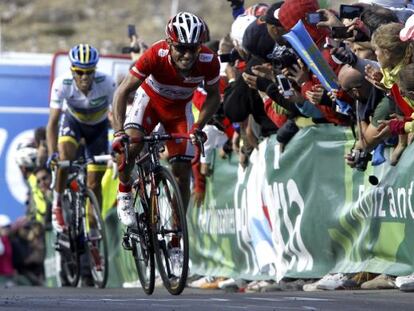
[130,188,155,295]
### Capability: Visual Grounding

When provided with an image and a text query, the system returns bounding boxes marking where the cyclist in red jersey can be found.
[112,12,221,226]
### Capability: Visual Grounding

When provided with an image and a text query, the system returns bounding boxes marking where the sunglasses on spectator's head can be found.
[71,67,96,76]
[171,43,201,54]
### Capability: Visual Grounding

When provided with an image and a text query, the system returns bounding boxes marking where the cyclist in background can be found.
[112,12,221,227]
[46,44,116,232]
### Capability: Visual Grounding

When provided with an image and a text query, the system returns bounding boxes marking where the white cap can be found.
[400,13,414,41]
[0,214,11,227]
[358,0,406,7]
[230,14,257,46]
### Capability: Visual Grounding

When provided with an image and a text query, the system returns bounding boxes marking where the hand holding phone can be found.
[306,12,323,25]
[339,5,363,20]
[331,26,353,39]
[128,24,137,39]
[277,74,293,97]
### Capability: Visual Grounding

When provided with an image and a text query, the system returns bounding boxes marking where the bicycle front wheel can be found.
[151,167,189,295]
[84,189,109,288]
[60,189,81,287]
[131,189,155,295]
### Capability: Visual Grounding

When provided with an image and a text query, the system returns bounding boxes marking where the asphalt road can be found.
[1,286,414,311]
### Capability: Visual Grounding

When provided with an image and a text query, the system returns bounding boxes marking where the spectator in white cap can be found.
[400,13,414,41]
[230,14,257,59]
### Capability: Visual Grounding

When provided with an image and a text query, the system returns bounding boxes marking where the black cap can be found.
[242,21,276,61]
[264,2,284,26]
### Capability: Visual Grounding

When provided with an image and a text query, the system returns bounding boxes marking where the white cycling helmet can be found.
[166,12,207,44]
[15,147,37,168]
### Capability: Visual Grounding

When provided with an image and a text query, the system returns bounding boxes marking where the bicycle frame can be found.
[52,155,111,244]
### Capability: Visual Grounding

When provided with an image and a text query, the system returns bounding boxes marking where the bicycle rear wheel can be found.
[84,189,108,288]
[151,167,189,295]
[60,189,81,287]
[130,187,155,294]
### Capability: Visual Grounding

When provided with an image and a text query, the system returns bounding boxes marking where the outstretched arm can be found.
[195,82,221,129]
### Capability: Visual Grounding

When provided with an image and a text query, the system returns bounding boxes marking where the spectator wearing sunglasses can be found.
[46,43,116,232]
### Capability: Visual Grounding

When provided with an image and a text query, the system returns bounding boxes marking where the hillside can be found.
[0,0,347,54]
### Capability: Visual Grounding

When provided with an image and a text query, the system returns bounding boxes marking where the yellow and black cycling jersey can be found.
[49,71,116,125]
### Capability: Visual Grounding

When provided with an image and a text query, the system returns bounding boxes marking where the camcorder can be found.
[218,49,242,63]
[121,24,141,54]
[351,149,372,171]
[267,45,298,70]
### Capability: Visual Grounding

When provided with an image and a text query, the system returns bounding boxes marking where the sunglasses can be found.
[171,44,200,54]
[71,67,95,76]
[36,175,50,184]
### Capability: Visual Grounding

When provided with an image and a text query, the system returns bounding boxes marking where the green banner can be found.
[189,124,414,280]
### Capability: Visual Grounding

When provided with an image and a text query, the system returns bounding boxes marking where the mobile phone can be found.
[306,12,323,25]
[127,24,137,38]
[324,37,341,49]
[276,74,293,97]
[331,26,353,39]
[219,53,232,63]
[339,4,363,19]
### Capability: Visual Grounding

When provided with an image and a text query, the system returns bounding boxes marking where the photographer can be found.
[222,13,279,168]
[121,24,148,62]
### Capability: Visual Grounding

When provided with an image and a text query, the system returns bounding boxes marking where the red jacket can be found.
[0,236,14,277]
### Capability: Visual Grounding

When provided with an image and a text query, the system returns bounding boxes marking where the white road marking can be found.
[66,298,231,302]
[248,297,334,302]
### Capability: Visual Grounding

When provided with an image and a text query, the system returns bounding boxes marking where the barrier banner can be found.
[189,125,414,280]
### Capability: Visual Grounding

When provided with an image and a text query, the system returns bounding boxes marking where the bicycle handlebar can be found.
[117,132,205,172]
[49,154,113,189]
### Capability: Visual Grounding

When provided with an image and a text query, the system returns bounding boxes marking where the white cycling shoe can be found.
[117,192,137,227]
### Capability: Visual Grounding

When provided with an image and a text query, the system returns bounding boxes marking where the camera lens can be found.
[368,175,379,186]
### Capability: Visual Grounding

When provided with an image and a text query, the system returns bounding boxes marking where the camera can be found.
[121,46,141,54]
[351,149,372,171]
[268,45,298,70]
[218,49,242,63]
[331,26,353,39]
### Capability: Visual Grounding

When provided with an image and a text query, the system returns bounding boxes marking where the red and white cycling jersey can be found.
[130,40,220,105]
